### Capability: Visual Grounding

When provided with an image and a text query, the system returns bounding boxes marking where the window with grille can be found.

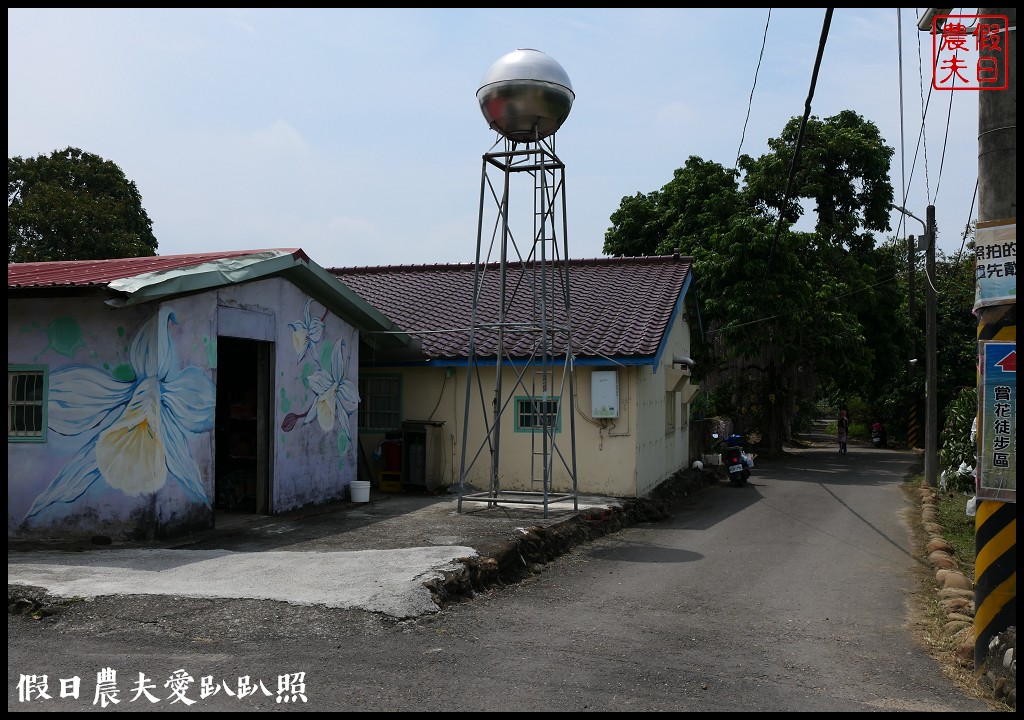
[358,374,401,431]
[515,396,561,433]
[8,366,47,442]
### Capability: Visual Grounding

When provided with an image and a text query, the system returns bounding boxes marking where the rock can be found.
[955,640,977,666]
[936,569,974,590]
[928,550,958,569]
[940,597,974,613]
[978,627,1017,709]
[946,612,975,623]
[944,619,972,635]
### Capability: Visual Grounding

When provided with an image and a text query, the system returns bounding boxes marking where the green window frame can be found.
[358,374,402,432]
[8,365,48,443]
[514,395,561,433]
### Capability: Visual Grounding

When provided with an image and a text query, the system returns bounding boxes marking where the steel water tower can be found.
[457,49,579,516]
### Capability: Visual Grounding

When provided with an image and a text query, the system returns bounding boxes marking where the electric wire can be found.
[896,14,938,237]
[894,10,978,268]
[896,8,908,242]
[932,7,975,205]
[709,270,905,335]
[894,11,971,249]
[915,17,933,206]
[734,8,772,169]
[763,7,832,279]
[933,67,957,202]
[953,178,979,266]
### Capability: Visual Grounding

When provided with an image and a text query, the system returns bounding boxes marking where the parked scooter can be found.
[712,433,754,486]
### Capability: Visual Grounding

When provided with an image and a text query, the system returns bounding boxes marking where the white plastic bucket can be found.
[350,480,371,503]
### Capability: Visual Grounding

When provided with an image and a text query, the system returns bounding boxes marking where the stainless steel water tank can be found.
[476,48,574,142]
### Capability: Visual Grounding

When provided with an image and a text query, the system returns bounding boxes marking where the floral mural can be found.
[289,296,325,363]
[281,299,360,458]
[24,306,216,520]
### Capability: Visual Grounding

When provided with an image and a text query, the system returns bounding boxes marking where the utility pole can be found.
[924,204,937,487]
[972,6,1016,672]
[907,235,918,449]
[893,204,933,463]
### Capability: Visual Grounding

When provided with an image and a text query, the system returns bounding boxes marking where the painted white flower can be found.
[289,298,325,362]
[25,307,216,518]
[302,335,360,440]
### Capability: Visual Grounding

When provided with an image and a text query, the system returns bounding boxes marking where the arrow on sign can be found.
[995,350,1016,373]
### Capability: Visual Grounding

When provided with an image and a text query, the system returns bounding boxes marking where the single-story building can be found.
[7,249,416,541]
[8,248,698,541]
[333,252,699,500]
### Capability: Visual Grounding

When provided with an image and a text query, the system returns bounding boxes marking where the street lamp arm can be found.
[893,203,938,291]
[892,204,927,235]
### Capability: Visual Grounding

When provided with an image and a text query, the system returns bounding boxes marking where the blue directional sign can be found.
[978,341,1016,502]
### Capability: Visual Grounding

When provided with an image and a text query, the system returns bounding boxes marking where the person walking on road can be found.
[837,409,849,454]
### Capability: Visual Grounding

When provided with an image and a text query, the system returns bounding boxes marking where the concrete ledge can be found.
[425,468,715,608]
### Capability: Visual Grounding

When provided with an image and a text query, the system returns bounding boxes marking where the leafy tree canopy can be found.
[602,111,900,455]
[8,147,158,262]
[738,109,895,246]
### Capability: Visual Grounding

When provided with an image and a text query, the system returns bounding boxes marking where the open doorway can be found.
[215,337,273,520]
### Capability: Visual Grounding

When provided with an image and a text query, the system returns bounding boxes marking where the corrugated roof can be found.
[7,249,306,289]
[331,255,693,363]
[8,249,419,357]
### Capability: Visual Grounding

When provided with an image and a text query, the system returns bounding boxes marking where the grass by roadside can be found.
[902,471,976,592]
[928,484,978,581]
[901,473,1001,707]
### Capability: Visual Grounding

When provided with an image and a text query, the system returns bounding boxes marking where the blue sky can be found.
[8,8,982,267]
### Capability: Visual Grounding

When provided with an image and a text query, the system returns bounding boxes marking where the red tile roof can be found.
[332,255,693,362]
[7,249,307,289]
[8,249,419,356]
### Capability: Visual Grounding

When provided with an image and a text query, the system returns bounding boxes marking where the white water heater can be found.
[591,370,619,419]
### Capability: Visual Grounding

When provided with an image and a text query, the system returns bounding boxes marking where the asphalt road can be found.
[7,445,1003,712]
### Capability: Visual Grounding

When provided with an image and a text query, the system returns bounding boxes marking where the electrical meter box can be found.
[591,370,620,418]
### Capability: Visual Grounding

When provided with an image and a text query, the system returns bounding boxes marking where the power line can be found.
[896,9,908,240]
[709,271,903,335]
[933,69,957,202]
[734,8,772,169]
[953,178,979,265]
[895,11,950,241]
[763,8,833,279]
[915,17,933,205]
[894,11,977,258]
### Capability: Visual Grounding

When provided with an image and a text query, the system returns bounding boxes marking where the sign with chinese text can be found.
[974,218,1017,312]
[978,341,1016,503]
[930,14,1009,90]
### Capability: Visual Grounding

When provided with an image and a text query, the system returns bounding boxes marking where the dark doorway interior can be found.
[215,337,271,517]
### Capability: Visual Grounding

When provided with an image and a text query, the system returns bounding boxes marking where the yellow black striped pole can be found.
[907,403,918,449]
[973,242,1016,670]
[974,499,1016,665]
[971,7,1015,673]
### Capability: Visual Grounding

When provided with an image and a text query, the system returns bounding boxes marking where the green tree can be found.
[8,147,158,262]
[856,239,918,437]
[604,157,741,259]
[603,112,899,456]
[939,385,979,493]
[738,109,894,248]
[933,248,979,417]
